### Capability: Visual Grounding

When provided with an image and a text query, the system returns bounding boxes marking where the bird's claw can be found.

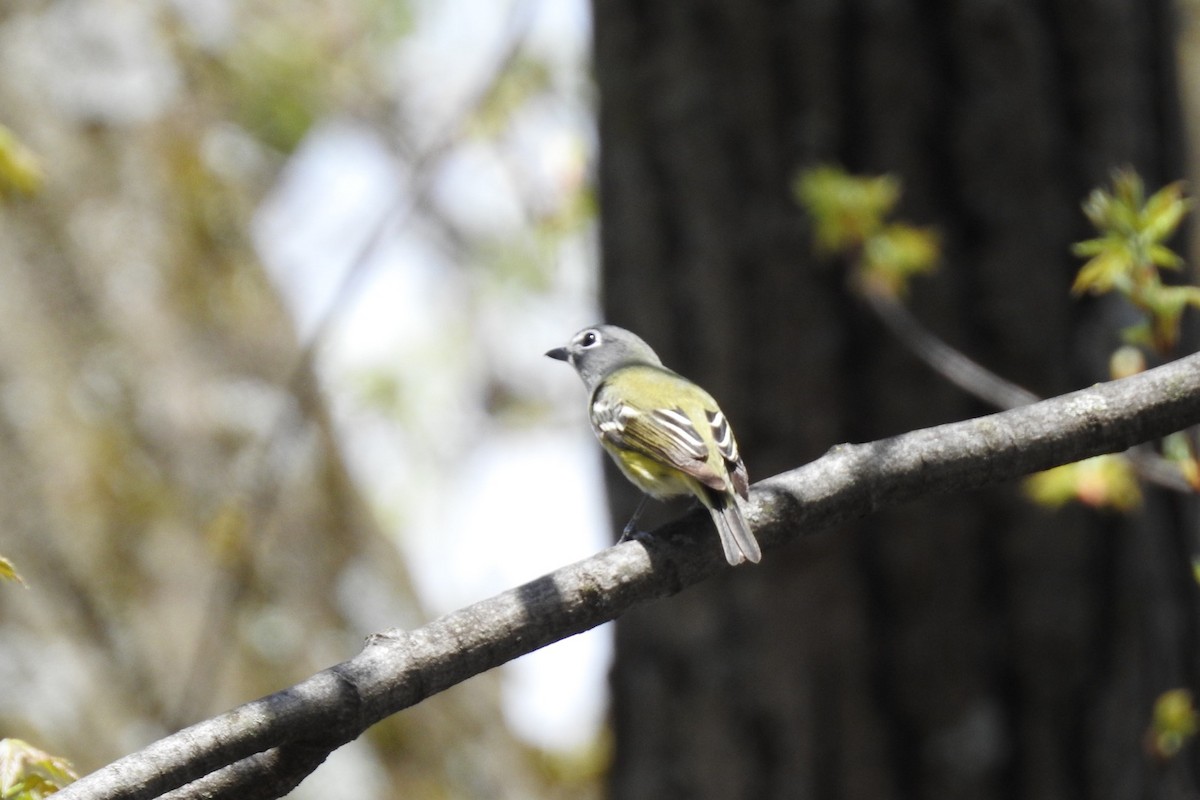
[619,524,649,544]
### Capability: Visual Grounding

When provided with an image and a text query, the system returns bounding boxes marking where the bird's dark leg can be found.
[619,495,650,543]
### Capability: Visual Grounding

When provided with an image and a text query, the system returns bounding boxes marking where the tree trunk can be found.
[593,1,1199,797]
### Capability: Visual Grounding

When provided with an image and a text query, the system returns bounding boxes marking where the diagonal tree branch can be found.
[859,287,1040,410]
[56,352,1200,800]
[860,287,1197,493]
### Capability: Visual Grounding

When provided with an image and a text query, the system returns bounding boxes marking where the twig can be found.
[860,287,1038,410]
[861,286,1196,493]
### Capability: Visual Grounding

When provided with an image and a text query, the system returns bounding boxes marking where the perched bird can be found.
[546,324,761,565]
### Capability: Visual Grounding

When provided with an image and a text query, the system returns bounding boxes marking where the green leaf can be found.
[795,164,942,298]
[1119,319,1154,348]
[1172,285,1200,308]
[1071,171,1194,322]
[1112,169,1145,220]
[1108,345,1146,379]
[1148,243,1185,269]
[794,165,900,255]
[1139,284,1200,350]
[0,126,43,198]
[861,223,940,296]
[1024,455,1141,511]
[0,739,77,799]
[1142,181,1191,243]
[1072,247,1134,295]
[1150,689,1199,760]
[1070,238,1107,257]
[1153,284,1200,311]
[0,556,24,587]
[1081,187,1116,230]
[1162,431,1193,463]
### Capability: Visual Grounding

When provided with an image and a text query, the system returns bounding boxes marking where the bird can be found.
[546,324,761,565]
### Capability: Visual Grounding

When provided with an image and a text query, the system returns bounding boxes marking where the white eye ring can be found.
[579,330,601,348]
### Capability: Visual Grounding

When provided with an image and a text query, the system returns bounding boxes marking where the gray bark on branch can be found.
[55,352,1200,800]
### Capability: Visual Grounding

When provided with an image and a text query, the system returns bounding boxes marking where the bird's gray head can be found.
[545,324,662,392]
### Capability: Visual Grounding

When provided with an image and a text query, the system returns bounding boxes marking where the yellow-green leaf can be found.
[1111,169,1145,219]
[0,126,43,198]
[1186,458,1200,491]
[1142,181,1191,242]
[1149,689,1198,760]
[1072,248,1133,295]
[861,223,940,296]
[1148,243,1184,269]
[1024,455,1141,511]
[1108,345,1146,380]
[1170,285,1200,308]
[1161,433,1200,490]
[0,738,77,799]
[0,556,24,587]
[1119,319,1154,348]
[1163,431,1194,462]
[796,165,940,295]
[794,165,900,255]
[1138,284,1200,351]
[1070,238,1107,257]
[1082,186,1116,230]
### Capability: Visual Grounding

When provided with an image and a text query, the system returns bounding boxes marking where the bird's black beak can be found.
[545,347,570,362]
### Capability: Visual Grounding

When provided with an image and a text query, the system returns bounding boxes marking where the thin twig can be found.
[860,286,1039,409]
[861,285,1196,493]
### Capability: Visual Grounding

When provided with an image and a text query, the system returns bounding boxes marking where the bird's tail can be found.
[708,493,761,566]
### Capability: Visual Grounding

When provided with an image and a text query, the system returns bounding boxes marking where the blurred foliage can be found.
[0,1,599,798]
[1070,170,1200,492]
[796,166,1200,512]
[0,125,43,198]
[1146,689,1198,761]
[0,556,25,587]
[223,22,330,153]
[1024,455,1143,512]
[1163,431,1200,491]
[794,164,940,296]
[1072,169,1200,354]
[1108,344,1147,380]
[205,498,253,567]
[0,739,77,800]
[528,731,611,793]
[472,56,554,139]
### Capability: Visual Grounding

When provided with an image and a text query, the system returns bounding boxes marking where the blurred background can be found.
[0,0,608,797]
[3,0,1200,798]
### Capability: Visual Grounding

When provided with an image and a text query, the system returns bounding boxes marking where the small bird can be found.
[546,324,761,565]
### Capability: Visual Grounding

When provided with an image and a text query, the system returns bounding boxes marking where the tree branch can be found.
[860,287,1196,493]
[55,352,1200,800]
[860,287,1040,409]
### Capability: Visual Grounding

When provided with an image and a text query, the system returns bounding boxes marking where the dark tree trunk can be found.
[593,1,1199,798]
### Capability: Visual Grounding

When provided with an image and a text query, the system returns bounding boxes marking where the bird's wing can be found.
[591,375,727,492]
[704,407,749,499]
